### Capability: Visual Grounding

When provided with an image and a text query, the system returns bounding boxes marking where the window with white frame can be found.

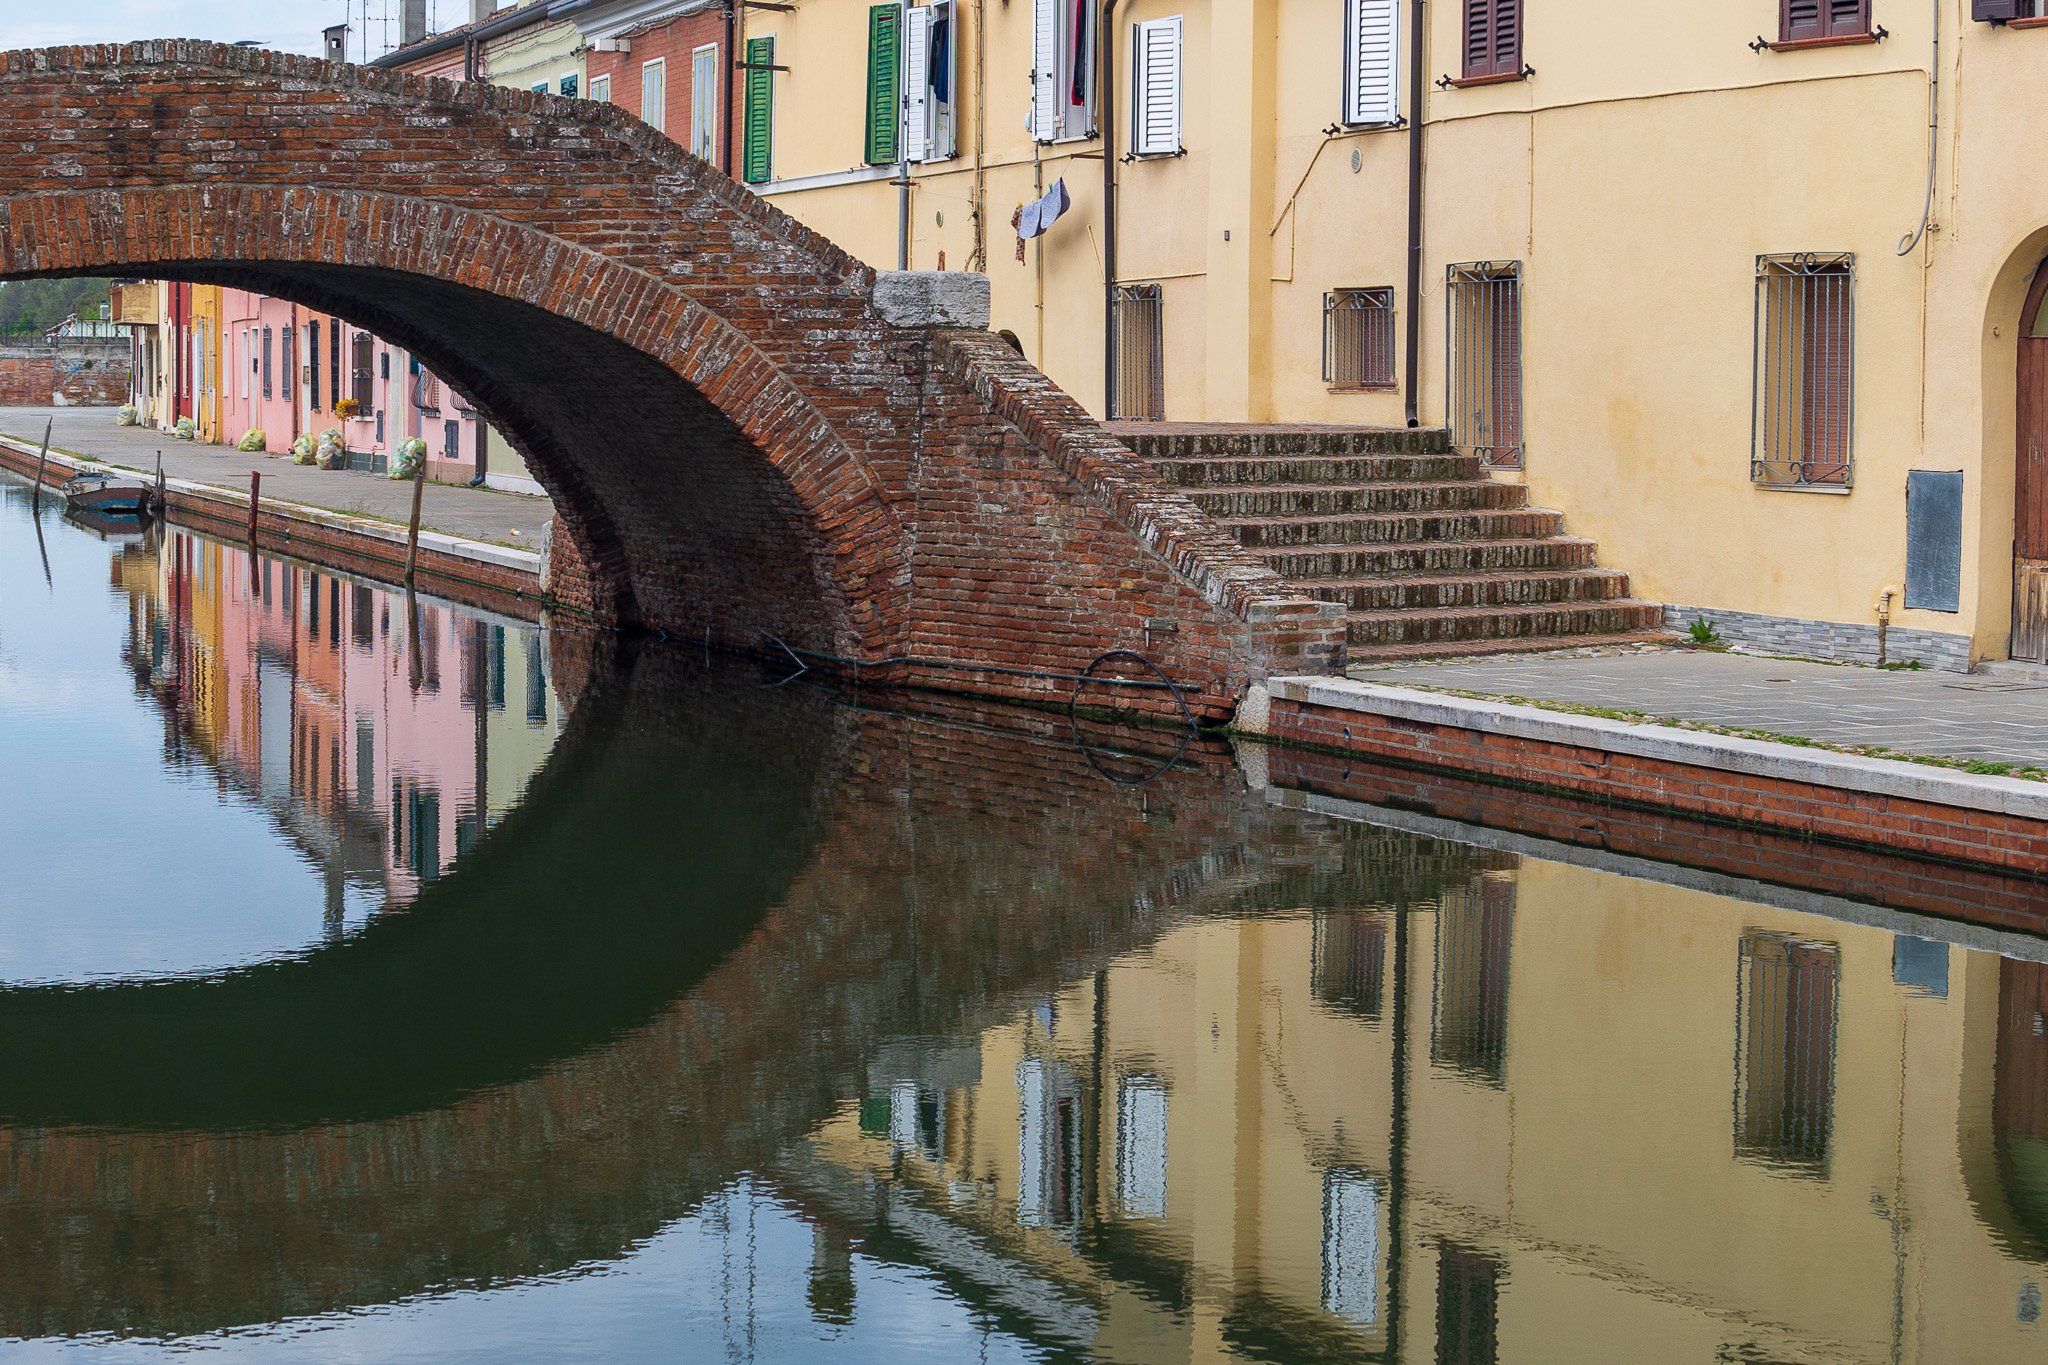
[1129,16,1182,158]
[1342,0,1400,126]
[690,44,719,161]
[1114,1074,1168,1219]
[1321,1168,1382,1326]
[558,72,578,99]
[589,73,611,105]
[641,58,667,133]
[903,1,959,162]
[1030,0,1098,143]
[531,80,549,94]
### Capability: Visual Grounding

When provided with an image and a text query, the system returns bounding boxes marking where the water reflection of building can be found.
[785,855,2048,1364]
[115,528,560,917]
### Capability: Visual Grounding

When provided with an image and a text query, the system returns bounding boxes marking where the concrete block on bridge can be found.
[871,271,991,330]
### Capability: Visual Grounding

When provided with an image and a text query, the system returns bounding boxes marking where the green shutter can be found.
[743,36,775,184]
[864,5,901,166]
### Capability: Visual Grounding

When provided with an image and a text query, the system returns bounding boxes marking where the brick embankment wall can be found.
[0,341,129,406]
[1266,746,2048,934]
[0,437,541,621]
[1267,694,2048,881]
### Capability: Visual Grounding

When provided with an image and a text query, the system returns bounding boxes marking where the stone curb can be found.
[0,434,541,576]
[1263,675,2048,822]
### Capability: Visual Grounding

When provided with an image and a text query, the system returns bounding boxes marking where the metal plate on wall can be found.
[1905,470,1963,613]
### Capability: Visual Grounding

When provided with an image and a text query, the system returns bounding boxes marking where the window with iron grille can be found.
[1324,288,1397,390]
[1734,931,1839,1175]
[1752,253,1854,490]
[1111,282,1165,421]
[1445,261,1523,469]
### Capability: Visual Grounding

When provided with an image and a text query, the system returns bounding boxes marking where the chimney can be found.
[471,0,500,24]
[402,0,428,46]
[322,24,349,63]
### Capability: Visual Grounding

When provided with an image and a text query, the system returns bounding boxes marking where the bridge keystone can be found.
[871,270,991,330]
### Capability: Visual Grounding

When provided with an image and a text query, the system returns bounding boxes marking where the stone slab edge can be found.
[0,433,541,575]
[1262,674,2048,822]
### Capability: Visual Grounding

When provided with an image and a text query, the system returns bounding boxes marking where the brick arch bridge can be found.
[0,42,1343,715]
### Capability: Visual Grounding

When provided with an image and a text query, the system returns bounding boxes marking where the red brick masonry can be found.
[1262,677,2048,882]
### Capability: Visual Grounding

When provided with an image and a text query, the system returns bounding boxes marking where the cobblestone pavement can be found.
[0,405,553,548]
[1354,646,2048,770]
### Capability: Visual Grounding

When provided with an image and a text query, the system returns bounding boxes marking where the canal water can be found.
[2,471,2047,1364]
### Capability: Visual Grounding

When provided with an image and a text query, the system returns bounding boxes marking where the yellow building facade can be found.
[733,1,2048,669]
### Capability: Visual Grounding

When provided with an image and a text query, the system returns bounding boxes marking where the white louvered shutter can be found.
[1131,16,1181,157]
[1031,0,1059,142]
[1343,0,1398,126]
[904,5,932,162]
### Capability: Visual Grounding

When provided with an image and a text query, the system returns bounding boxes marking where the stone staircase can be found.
[1112,423,1667,665]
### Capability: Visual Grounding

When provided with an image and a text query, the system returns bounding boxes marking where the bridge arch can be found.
[3,184,901,654]
[0,41,1343,713]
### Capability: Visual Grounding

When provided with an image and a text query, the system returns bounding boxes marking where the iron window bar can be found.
[1752,252,1856,491]
[1445,260,1525,469]
[1111,283,1166,421]
[1324,287,1398,390]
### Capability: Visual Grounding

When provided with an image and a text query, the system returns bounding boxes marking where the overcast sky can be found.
[0,2,475,61]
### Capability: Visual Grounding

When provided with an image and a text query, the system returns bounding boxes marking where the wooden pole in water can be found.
[402,455,426,586]
[246,470,261,547]
[29,418,51,513]
[152,453,164,520]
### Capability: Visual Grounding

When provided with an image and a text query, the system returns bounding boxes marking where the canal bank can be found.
[0,426,544,621]
[1245,672,2048,885]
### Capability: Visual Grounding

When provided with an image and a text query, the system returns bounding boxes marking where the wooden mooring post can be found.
[402,455,426,586]
[29,417,51,513]
[246,470,261,546]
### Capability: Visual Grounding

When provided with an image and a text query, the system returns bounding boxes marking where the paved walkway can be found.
[1354,647,2048,771]
[0,405,553,548]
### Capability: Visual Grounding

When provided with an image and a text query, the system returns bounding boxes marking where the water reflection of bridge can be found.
[8,530,2048,1361]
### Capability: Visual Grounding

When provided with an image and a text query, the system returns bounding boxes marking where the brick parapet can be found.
[934,332,1349,682]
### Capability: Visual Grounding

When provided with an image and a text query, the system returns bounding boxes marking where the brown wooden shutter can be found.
[1491,0,1522,75]
[1782,0,1826,41]
[1824,0,1870,35]
[1461,0,1493,78]
[1975,0,2021,21]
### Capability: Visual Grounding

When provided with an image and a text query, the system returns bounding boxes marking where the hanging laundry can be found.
[1017,179,1070,242]
[1012,204,1027,262]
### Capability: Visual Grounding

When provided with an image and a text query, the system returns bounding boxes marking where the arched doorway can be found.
[2013,259,2048,660]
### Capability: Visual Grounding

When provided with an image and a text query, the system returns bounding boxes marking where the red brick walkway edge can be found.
[1255,676,2048,881]
[0,436,543,622]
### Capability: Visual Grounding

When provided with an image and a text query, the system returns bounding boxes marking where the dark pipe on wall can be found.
[1102,0,1128,421]
[1403,0,1426,428]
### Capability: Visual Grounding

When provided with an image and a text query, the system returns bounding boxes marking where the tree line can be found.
[0,278,113,337]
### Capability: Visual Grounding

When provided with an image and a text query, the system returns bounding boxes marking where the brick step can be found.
[1348,629,1678,666]
[1150,453,1484,487]
[1259,536,1600,580]
[1112,425,1455,460]
[1223,508,1568,547]
[1346,599,1667,647]
[1187,481,1529,519]
[1304,568,1632,613]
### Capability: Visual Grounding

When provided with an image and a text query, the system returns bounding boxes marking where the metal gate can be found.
[1111,283,1165,421]
[1446,262,1524,469]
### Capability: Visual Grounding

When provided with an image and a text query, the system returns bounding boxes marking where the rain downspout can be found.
[722,0,737,178]
[1403,0,1426,427]
[1896,0,1939,258]
[1103,0,1128,420]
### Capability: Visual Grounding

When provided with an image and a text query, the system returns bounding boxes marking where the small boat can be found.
[60,470,149,517]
